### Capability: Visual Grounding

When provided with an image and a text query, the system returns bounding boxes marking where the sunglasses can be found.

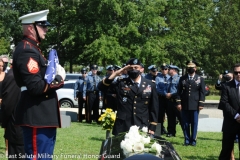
[234,71,240,75]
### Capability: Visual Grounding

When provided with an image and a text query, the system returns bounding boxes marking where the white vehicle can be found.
[56,80,78,108]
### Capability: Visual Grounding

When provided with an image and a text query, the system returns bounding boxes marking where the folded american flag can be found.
[44,49,59,84]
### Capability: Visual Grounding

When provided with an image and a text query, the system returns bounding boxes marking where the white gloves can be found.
[56,64,66,80]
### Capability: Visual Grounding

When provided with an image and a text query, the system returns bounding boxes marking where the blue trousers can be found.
[181,110,199,144]
[21,126,56,160]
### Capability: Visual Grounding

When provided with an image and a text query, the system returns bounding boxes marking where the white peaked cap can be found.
[19,10,49,24]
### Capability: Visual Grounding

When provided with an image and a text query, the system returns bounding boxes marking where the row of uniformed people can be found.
[144,63,181,137]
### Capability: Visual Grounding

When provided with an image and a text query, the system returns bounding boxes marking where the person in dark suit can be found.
[218,63,240,160]
[176,60,205,146]
[1,66,25,159]
[98,58,159,135]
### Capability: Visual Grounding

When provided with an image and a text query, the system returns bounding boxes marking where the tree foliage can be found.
[0,0,240,76]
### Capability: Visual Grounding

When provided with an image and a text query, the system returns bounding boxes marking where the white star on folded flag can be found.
[44,49,59,84]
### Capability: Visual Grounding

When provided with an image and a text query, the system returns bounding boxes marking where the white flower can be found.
[141,136,151,144]
[133,142,144,153]
[121,140,133,154]
[151,142,162,155]
[141,126,148,133]
[129,125,139,134]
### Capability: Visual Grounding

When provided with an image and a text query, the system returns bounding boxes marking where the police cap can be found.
[160,63,169,70]
[122,64,126,67]
[106,65,114,71]
[148,65,157,72]
[186,60,198,67]
[140,63,144,68]
[169,65,179,71]
[126,58,141,65]
[91,64,98,70]
[114,65,121,71]
[19,10,51,26]
[223,70,230,75]
[81,68,87,74]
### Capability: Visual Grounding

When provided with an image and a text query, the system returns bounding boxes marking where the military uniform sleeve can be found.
[148,82,159,132]
[198,77,205,107]
[97,78,114,92]
[176,77,183,105]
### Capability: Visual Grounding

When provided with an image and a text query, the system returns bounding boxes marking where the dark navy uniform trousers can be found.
[22,126,56,160]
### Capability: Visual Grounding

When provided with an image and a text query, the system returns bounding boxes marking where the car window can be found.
[63,83,74,89]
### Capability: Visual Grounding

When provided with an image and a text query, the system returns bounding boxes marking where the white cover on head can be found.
[19,10,49,24]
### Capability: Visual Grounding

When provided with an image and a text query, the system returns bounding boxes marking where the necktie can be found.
[134,82,139,91]
[164,76,167,82]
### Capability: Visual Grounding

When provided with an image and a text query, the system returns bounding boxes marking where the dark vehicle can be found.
[65,74,82,81]
[99,134,181,160]
[205,85,210,96]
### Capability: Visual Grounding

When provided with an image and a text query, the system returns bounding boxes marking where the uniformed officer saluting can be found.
[98,58,159,135]
[12,10,65,159]
[74,68,88,122]
[176,60,205,146]
[83,65,102,124]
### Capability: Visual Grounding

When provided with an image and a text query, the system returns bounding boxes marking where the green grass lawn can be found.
[205,95,220,100]
[0,122,238,160]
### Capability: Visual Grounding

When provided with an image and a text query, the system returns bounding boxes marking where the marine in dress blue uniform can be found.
[12,10,64,159]
[98,58,159,136]
[74,68,87,122]
[145,65,161,82]
[165,65,182,137]
[155,63,170,134]
[83,65,102,123]
[176,61,205,146]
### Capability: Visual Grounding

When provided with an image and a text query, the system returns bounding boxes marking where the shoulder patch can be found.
[27,57,39,74]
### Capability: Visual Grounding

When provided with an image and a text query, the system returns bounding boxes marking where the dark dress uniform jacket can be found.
[177,74,205,110]
[1,69,24,144]
[12,36,61,127]
[220,80,240,133]
[98,77,159,135]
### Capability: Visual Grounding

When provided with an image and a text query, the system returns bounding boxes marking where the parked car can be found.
[56,80,78,108]
[205,85,210,96]
[65,73,81,81]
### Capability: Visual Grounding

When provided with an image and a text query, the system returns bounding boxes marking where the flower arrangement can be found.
[120,125,162,158]
[98,108,116,130]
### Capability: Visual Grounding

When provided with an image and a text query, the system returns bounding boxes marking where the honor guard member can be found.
[165,65,182,137]
[145,65,161,82]
[83,65,102,123]
[176,60,205,146]
[155,63,170,135]
[104,65,118,111]
[98,58,159,136]
[74,68,88,122]
[12,10,65,158]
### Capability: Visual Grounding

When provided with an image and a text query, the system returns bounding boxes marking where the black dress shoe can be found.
[161,129,167,135]
[183,143,189,146]
[191,142,196,146]
[166,133,175,137]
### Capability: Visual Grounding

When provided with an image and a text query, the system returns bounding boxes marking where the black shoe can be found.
[161,128,167,135]
[166,133,175,137]
[183,143,189,146]
[191,142,196,146]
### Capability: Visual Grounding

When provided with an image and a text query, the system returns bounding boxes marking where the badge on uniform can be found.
[27,57,39,74]
[143,85,151,93]
[123,97,127,102]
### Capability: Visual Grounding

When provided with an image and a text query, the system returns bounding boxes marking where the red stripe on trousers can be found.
[32,128,37,160]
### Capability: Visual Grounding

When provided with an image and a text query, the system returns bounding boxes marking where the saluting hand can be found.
[108,65,130,80]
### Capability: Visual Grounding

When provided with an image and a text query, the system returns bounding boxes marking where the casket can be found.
[99,134,182,160]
